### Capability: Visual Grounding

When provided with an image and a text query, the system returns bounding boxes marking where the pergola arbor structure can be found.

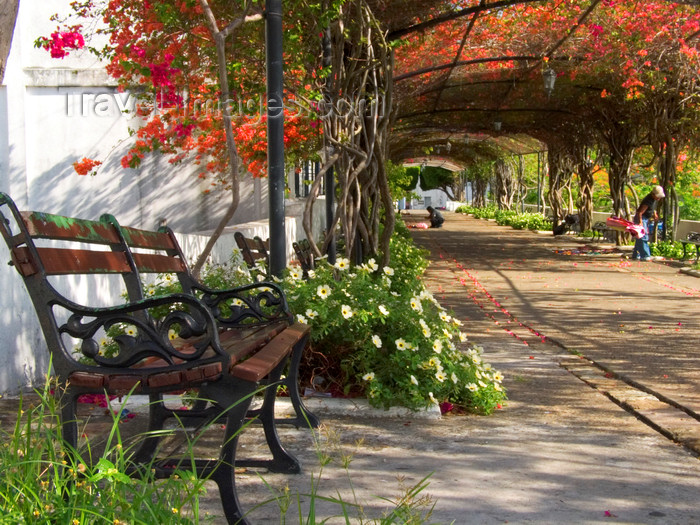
[356,0,700,238]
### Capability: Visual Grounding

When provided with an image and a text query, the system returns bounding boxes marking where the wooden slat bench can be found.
[681,231,700,262]
[0,193,319,525]
[234,231,269,273]
[292,238,315,277]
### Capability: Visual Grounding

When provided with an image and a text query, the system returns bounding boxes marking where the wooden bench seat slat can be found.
[21,211,121,243]
[124,323,288,374]
[69,362,224,393]
[230,323,311,382]
[12,246,131,276]
[219,322,288,363]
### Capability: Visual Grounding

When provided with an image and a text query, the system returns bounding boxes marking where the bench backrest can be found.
[292,238,314,274]
[234,231,269,271]
[0,194,154,376]
[117,223,290,329]
[107,218,195,295]
[0,193,291,382]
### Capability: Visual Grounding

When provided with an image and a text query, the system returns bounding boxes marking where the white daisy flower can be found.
[372,335,382,348]
[317,285,331,299]
[296,314,307,324]
[383,266,394,276]
[363,372,375,381]
[378,305,389,315]
[334,257,350,271]
[428,356,441,368]
[341,305,353,319]
[410,297,423,312]
[410,375,419,386]
[395,338,407,350]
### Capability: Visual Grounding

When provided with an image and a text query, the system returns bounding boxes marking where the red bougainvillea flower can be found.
[72,157,102,176]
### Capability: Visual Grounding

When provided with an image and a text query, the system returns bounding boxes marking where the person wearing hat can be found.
[632,185,665,261]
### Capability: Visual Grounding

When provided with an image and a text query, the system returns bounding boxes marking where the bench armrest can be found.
[59,293,225,370]
[192,281,292,328]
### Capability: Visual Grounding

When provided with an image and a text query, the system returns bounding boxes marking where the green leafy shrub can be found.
[279,235,506,414]
[492,210,551,231]
[456,205,498,220]
[650,240,687,260]
[471,205,498,220]
[457,206,550,232]
[454,205,475,215]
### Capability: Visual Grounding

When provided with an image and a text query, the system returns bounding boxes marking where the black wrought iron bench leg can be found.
[282,334,321,429]
[60,392,80,450]
[130,394,172,463]
[244,360,301,474]
[203,378,259,525]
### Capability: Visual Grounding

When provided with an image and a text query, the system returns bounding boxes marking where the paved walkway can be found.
[227,213,700,523]
[414,212,700,454]
[3,212,699,523]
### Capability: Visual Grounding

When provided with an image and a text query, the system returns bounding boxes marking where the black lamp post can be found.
[266,0,285,276]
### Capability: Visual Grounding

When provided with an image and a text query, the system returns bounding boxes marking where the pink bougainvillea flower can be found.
[439,402,454,414]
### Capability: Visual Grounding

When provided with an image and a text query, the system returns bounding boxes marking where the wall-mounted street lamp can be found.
[543,67,556,98]
[493,120,502,132]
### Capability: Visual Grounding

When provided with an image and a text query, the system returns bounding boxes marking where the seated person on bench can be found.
[426,206,445,228]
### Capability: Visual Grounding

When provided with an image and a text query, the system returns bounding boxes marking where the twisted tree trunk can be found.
[304,0,394,265]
